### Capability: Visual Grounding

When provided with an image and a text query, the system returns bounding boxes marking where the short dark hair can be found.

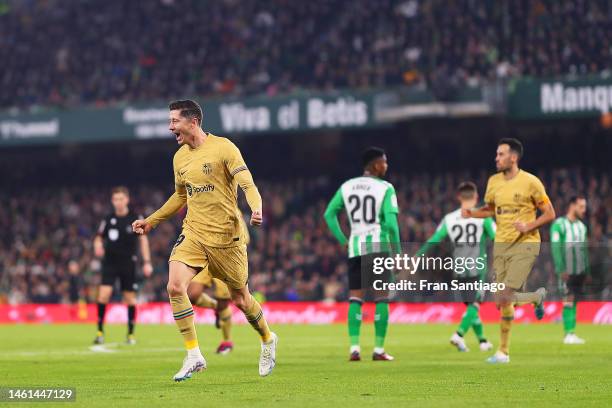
[456,181,477,198]
[169,99,203,126]
[498,138,523,159]
[111,186,129,197]
[568,195,586,205]
[362,147,386,168]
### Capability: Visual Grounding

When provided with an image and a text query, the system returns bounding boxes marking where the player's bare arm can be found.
[93,234,104,257]
[462,203,494,219]
[139,235,153,277]
[513,200,555,233]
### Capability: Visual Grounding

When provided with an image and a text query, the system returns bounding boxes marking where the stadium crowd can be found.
[1,0,611,109]
[1,167,609,304]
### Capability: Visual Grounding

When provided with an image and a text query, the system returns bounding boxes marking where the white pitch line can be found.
[0,346,184,358]
[89,342,120,353]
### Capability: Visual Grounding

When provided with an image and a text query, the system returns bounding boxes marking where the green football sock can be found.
[472,315,486,341]
[457,304,478,336]
[562,304,573,334]
[348,299,363,347]
[571,302,578,333]
[374,301,389,349]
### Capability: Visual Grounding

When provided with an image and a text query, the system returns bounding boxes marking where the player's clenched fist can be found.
[512,221,530,233]
[250,209,263,226]
[132,219,152,235]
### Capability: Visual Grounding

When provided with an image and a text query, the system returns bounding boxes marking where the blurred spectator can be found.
[1,167,609,303]
[1,0,611,110]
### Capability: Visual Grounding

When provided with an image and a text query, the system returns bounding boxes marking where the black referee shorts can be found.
[347,252,391,291]
[560,274,586,299]
[101,258,138,292]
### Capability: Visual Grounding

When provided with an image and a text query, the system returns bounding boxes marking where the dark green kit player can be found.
[416,182,495,352]
[551,195,589,344]
[324,147,400,361]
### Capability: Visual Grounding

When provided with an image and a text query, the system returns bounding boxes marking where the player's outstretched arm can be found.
[133,188,187,235]
[462,204,495,219]
[323,188,347,246]
[416,221,448,256]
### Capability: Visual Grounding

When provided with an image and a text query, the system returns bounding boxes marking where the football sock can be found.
[194,293,218,309]
[244,295,272,343]
[348,297,363,348]
[499,304,514,355]
[472,313,486,341]
[512,291,540,305]
[218,306,233,341]
[127,305,136,335]
[170,295,199,351]
[374,300,389,350]
[457,304,478,336]
[570,302,578,333]
[562,303,573,334]
[97,303,106,333]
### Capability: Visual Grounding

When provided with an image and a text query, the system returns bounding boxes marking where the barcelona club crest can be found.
[202,163,213,175]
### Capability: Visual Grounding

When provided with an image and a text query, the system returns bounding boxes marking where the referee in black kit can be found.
[93,186,153,345]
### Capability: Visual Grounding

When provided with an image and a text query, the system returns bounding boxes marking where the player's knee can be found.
[498,298,511,307]
[232,297,247,312]
[97,292,110,303]
[166,281,186,296]
[497,288,513,305]
[231,293,248,311]
[122,297,136,306]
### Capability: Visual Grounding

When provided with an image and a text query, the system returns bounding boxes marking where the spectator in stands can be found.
[1,0,611,110]
[1,168,609,303]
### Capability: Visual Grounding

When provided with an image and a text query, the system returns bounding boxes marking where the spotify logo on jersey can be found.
[186,183,215,197]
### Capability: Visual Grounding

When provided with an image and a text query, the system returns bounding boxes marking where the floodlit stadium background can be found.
[0,0,611,341]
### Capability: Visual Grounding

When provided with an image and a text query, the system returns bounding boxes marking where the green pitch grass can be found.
[1,323,610,407]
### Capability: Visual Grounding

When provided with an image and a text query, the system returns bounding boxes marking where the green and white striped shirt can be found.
[324,176,399,258]
[416,209,496,278]
[550,216,590,275]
